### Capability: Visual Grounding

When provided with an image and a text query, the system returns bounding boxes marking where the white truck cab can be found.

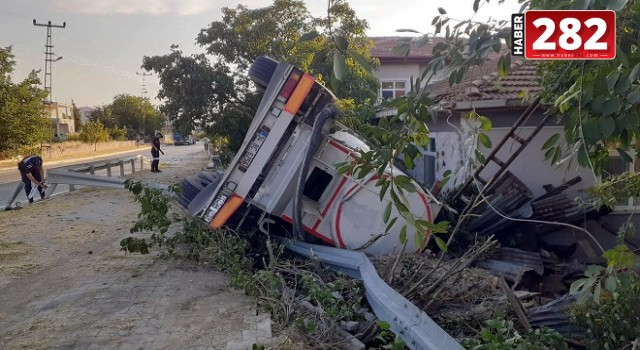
[183,57,441,255]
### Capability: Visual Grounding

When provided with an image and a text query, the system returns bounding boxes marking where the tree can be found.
[89,106,115,129]
[111,94,161,137]
[0,46,49,158]
[71,100,82,132]
[196,0,379,102]
[142,47,242,141]
[80,121,110,150]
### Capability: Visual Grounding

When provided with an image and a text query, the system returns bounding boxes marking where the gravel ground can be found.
[0,148,276,350]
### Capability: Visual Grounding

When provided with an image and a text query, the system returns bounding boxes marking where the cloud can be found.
[55,0,214,16]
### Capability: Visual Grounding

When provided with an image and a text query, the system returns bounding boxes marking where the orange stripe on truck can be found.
[209,195,244,229]
[283,73,314,115]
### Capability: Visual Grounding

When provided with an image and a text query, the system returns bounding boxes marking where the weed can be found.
[461,318,568,350]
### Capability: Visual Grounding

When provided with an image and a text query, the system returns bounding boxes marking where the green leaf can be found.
[627,90,640,103]
[379,181,390,201]
[383,201,392,223]
[599,117,616,137]
[617,148,633,163]
[602,98,621,116]
[479,116,492,131]
[498,54,511,78]
[475,149,486,163]
[572,0,592,10]
[394,176,417,193]
[437,7,446,14]
[349,50,373,72]
[542,133,560,150]
[473,0,480,12]
[395,29,420,33]
[629,63,640,83]
[434,236,448,252]
[552,146,562,164]
[413,228,424,248]
[606,71,620,91]
[333,51,348,81]
[385,217,399,233]
[403,154,414,169]
[604,275,617,292]
[544,146,556,160]
[607,0,629,11]
[399,225,407,243]
[570,278,587,295]
[478,133,492,148]
[593,283,601,304]
[334,35,349,52]
[300,31,320,42]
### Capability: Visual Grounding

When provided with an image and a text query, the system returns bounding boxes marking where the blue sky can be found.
[0,0,521,107]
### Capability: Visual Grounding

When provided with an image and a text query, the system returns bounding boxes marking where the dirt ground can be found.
[0,149,275,350]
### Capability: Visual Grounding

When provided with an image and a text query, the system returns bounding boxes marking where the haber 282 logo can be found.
[512,10,616,60]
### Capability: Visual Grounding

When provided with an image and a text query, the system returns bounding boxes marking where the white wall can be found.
[430,122,595,197]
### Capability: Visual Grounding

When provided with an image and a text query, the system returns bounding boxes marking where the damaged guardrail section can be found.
[282,239,464,350]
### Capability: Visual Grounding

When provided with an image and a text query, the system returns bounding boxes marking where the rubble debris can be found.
[476,247,543,287]
[527,294,586,339]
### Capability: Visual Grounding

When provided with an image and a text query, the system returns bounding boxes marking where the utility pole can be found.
[136,71,152,135]
[136,71,151,99]
[33,20,66,104]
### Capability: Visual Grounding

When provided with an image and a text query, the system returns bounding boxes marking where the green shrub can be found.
[461,318,568,350]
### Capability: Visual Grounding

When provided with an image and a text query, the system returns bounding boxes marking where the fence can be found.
[63,156,148,193]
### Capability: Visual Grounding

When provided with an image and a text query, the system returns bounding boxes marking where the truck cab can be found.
[185,57,441,255]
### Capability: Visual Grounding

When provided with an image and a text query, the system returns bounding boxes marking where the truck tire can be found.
[248,56,278,89]
[178,171,223,208]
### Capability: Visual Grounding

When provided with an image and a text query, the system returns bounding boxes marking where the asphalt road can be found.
[1,143,205,208]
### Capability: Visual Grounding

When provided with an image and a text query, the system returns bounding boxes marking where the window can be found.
[380,81,406,100]
[399,138,437,187]
[304,167,333,202]
[604,151,640,209]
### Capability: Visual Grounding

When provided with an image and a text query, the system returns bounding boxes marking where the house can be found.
[77,106,95,126]
[43,102,75,140]
[369,36,639,261]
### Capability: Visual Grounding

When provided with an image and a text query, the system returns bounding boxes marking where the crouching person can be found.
[18,155,48,203]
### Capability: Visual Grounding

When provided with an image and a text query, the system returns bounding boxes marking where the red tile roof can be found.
[370,36,445,63]
[429,55,540,104]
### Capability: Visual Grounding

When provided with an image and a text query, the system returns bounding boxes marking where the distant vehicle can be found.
[173,133,195,146]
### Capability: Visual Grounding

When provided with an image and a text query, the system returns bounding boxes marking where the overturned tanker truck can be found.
[179,56,442,255]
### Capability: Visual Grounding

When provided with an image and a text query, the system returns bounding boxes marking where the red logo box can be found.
[524,10,616,60]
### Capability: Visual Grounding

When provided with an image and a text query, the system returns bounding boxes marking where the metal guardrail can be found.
[282,240,464,350]
[4,156,150,209]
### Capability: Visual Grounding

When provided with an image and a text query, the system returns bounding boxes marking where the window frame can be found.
[379,80,408,101]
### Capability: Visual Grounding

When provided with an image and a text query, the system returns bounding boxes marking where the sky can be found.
[0,0,522,108]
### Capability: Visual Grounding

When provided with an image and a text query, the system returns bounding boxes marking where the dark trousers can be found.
[151,150,160,171]
[20,170,44,203]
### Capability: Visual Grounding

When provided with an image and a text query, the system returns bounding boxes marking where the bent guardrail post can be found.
[68,168,76,192]
[130,159,136,173]
[282,240,464,350]
[47,169,126,189]
[4,182,24,210]
[119,160,125,177]
[89,165,95,175]
[44,183,57,199]
[106,163,112,177]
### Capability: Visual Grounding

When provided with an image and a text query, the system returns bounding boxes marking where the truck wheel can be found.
[178,171,223,208]
[248,56,278,89]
